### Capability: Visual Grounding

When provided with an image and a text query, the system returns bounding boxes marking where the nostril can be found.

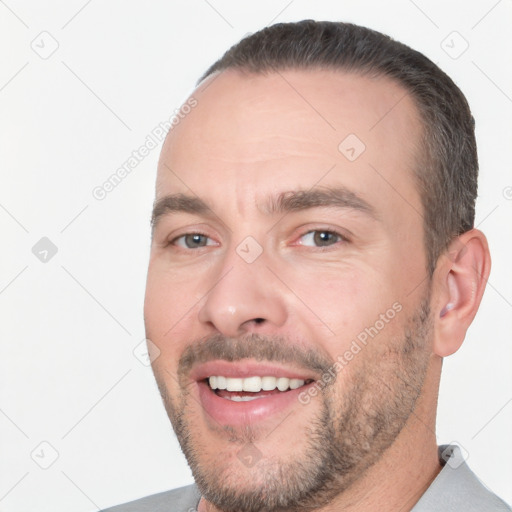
[253,318,265,324]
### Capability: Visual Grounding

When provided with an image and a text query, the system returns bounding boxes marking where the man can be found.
[102,20,510,512]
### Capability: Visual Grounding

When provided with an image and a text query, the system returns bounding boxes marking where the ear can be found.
[432,229,491,357]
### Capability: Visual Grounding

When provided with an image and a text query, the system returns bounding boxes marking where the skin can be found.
[144,69,491,511]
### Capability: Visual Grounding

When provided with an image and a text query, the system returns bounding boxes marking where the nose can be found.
[198,250,288,337]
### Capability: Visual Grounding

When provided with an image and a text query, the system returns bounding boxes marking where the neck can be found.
[315,413,441,511]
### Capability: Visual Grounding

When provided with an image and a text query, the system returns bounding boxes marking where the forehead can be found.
[156,68,423,222]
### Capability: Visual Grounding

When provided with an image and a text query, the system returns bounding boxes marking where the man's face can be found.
[144,69,434,511]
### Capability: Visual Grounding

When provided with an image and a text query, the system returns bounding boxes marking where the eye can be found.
[298,230,345,247]
[172,233,216,249]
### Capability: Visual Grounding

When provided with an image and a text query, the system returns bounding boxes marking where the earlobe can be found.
[433,229,491,357]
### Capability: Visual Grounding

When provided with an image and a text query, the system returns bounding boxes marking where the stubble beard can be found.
[152,295,433,512]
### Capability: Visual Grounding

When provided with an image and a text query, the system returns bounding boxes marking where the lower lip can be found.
[197,380,312,426]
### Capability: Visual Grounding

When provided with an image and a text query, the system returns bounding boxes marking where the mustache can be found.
[178,333,334,379]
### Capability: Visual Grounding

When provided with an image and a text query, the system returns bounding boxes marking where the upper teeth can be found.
[209,376,305,392]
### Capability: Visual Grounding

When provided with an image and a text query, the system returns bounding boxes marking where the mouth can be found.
[191,361,317,426]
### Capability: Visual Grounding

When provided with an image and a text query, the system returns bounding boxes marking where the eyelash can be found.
[295,229,349,249]
[169,232,216,249]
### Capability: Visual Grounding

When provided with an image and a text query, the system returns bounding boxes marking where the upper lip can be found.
[189,359,318,382]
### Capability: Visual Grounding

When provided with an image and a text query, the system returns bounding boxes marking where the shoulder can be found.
[99,484,201,512]
[412,445,511,512]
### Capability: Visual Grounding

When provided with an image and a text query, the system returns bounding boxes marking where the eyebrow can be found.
[151,193,213,231]
[150,187,377,234]
[264,187,377,218]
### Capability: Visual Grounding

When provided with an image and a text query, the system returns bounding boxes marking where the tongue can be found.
[216,388,285,399]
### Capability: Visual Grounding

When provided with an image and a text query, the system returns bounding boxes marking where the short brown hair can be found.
[199,20,478,275]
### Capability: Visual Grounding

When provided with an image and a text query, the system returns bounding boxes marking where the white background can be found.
[1,1,511,510]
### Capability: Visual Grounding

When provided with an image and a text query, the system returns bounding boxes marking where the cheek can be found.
[285,263,401,354]
[144,264,202,358]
